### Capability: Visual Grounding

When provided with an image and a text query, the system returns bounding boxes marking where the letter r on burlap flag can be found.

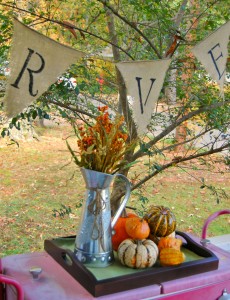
[4,18,85,117]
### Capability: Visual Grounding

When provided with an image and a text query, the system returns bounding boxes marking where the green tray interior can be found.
[52,237,204,280]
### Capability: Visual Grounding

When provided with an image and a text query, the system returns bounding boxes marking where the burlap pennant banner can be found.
[4,18,85,117]
[4,19,229,123]
[192,21,230,93]
[116,59,171,135]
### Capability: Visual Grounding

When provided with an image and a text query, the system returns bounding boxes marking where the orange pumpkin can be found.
[125,217,150,240]
[158,237,182,252]
[159,248,185,267]
[112,211,137,251]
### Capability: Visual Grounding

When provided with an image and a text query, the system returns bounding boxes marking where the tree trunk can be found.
[175,0,199,152]
[165,69,177,105]
[105,7,137,138]
[105,7,137,213]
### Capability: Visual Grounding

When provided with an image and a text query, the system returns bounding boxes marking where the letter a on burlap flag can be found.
[116,59,171,135]
[4,18,85,117]
[192,21,230,93]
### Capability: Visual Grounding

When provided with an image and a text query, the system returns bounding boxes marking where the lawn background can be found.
[1,122,229,257]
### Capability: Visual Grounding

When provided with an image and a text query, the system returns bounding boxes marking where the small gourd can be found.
[158,237,182,252]
[118,239,159,269]
[159,248,185,267]
[144,205,176,237]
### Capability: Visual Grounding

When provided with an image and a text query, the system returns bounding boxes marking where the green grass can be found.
[0,124,229,257]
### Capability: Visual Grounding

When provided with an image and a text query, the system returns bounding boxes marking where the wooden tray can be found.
[44,231,219,297]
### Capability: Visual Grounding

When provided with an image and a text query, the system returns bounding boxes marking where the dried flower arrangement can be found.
[66,106,131,174]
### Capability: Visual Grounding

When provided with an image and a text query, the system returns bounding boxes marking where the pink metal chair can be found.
[0,258,24,300]
[201,209,230,244]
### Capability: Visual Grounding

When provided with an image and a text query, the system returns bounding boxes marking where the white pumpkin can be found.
[117,238,159,269]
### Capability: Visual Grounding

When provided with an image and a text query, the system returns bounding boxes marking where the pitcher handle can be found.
[111,174,131,228]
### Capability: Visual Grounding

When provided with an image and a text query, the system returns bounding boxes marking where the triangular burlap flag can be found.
[192,21,230,93]
[4,18,85,117]
[116,59,171,135]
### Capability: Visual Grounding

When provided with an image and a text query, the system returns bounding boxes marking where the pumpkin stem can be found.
[121,209,128,218]
[135,239,143,245]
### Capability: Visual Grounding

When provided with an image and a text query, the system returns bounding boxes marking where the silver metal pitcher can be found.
[74,168,131,267]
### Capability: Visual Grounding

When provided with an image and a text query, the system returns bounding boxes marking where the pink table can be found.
[1,240,230,300]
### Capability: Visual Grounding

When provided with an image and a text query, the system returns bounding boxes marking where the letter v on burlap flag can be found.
[192,21,230,94]
[4,18,85,117]
[116,59,171,135]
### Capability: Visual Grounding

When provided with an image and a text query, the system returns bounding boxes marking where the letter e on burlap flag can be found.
[116,59,171,135]
[4,18,85,117]
[192,21,230,93]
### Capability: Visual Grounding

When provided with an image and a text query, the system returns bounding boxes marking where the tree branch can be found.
[0,2,134,59]
[112,141,229,203]
[132,99,230,160]
[165,0,221,57]
[45,98,96,119]
[96,0,162,59]
[156,126,217,154]
[184,0,220,38]
[165,0,189,58]
[132,141,229,190]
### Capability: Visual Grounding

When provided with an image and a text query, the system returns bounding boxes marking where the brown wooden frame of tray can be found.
[44,231,219,297]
